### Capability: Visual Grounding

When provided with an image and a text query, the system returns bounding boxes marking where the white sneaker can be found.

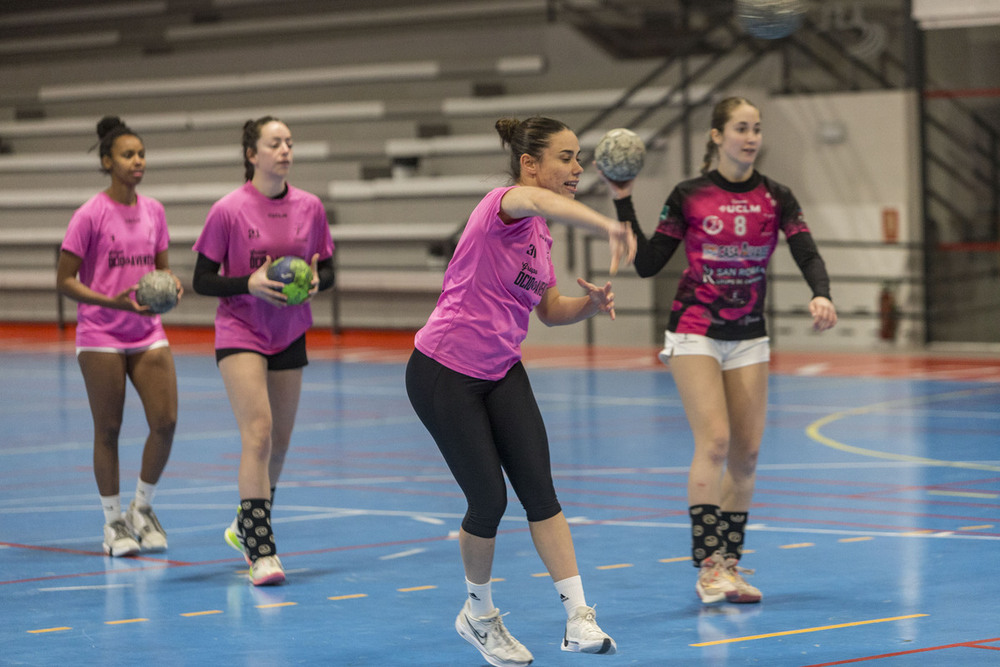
[562,605,617,655]
[124,501,167,552]
[724,557,762,603]
[250,555,285,586]
[103,518,141,557]
[224,513,250,565]
[455,600,533,667]
[696,552,738,603]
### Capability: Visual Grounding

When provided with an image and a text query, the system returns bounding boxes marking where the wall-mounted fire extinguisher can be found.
[879,282,899,341]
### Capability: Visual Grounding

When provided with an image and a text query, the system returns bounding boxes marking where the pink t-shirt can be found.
[61,191,170,348]
[414,186,556,381]
[193,181,334,354]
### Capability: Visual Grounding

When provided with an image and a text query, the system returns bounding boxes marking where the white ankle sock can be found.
[465,578,494,617]
[554,575,587,616]
[134,479,157,508]
[101,494,121,524]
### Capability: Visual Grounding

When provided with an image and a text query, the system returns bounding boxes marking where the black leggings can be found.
[405,349,561,539]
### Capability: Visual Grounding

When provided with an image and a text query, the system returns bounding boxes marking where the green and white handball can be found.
[267,256,313,306]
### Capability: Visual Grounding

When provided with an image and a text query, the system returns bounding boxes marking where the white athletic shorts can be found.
[76,339,169,357]
[658,331,770,371]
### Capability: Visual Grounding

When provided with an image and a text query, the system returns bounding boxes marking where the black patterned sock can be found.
[689,504,723,567]
[720,510,748,561]
[239,498,276,563]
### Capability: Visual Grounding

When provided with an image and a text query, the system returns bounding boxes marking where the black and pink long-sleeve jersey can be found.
[615,170,831,340]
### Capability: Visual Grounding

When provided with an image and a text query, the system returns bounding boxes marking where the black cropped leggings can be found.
[405,349,562,539]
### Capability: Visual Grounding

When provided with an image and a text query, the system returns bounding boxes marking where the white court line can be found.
[597,520,1000,541]
[379,548,426,560]
[38,584,134,592]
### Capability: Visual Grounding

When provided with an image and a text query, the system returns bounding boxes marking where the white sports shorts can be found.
[658,331,770,371]
[76,339,169,357]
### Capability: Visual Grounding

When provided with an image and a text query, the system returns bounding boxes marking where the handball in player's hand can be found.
[135,270,179,314]
[267,256,313,305]
[594,128,646,182]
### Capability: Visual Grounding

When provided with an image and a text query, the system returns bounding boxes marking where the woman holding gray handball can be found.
[57,116,182,558]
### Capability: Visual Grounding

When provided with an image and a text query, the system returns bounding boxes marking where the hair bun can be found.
[96,115,126,140]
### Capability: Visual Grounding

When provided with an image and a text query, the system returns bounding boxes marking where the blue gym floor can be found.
[2,326,999,666]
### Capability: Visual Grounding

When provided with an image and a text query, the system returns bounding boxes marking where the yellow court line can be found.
[779,542,815,549]
[691,613,928,647]
[805,387,1000,472]
[398,585,437,592]
[105,618,148,625]
[180,610,223,617]
[27,627,72,634]
[659,557,689,563]
[329,593,368,601]
[597,563,633,570]
[838,537,873,543]
[531,572,550,578]
[256,602,297,609]
[958,524,995,531]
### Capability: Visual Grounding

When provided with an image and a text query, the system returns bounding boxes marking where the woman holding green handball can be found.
[192,115,335,586]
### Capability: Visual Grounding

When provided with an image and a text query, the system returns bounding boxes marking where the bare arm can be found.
[500,186,636,275]
[535,278,617,327]
[56,249,148,313]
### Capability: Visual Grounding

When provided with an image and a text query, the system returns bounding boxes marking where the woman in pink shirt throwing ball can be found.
[406,116,635,666]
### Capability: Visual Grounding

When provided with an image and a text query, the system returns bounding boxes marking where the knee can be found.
[728,442,760,478]
[242,416,274,459]
[151,415,177,443]
[463,492,508,538]
[95,422,123,448]
[699,431,732,467]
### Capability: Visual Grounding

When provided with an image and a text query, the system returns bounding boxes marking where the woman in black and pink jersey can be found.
[601,97,837,605]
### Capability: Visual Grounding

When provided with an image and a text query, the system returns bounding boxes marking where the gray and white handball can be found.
[735,0,806,40]
[135,270,178,314]
[594,128,646,182]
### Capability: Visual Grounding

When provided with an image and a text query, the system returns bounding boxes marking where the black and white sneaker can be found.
[562,605,617,654]
[455,600,533,667]
[103,518,140,557]
[124,501,167,552]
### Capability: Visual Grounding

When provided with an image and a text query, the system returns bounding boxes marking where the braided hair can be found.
[241,115,282,181]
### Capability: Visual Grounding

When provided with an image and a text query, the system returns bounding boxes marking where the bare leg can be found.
[127,346,178,485]
[720,362,769,511]
[78,351,128,496]
[669,355,731,507]
[218,353,273,499]
[529,512,579,582]
[459,528,496,584]
[264,367,303,487]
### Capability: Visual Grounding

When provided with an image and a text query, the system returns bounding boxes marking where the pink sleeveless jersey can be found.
[193,182,334,354]
[61,191,169,348]
[415,186,556,381]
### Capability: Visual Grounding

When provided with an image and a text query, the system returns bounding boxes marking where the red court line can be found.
[802,636,1000,665]
[3,322,999,379]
